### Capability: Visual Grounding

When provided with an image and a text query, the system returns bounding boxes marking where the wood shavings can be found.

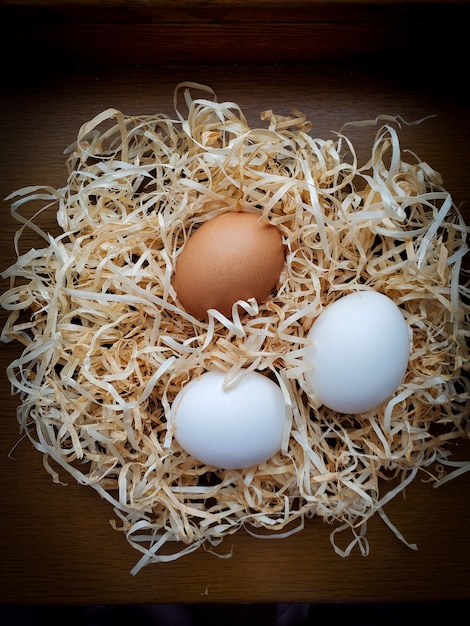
[1,81,469,575]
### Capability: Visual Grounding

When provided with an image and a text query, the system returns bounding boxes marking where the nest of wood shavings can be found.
[1,82,469,575]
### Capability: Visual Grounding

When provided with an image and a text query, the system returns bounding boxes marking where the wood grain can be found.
[2,1,469,68]
[1,62,469,604]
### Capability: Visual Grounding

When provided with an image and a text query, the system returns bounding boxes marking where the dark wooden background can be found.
[1,0,469,606]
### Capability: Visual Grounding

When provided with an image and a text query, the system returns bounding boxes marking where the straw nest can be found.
[1,82,469,575]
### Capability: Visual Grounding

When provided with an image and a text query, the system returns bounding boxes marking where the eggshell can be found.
[174,210,285,319]
[170,369,287,469]
[303,291,411,414]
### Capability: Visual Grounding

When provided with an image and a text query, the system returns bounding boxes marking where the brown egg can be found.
[174,210,285,319]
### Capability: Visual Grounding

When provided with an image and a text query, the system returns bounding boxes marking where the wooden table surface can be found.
[1,61,469,605]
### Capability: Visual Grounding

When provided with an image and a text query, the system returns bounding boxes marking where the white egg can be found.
[303,291,411,414]
[170,369,287,469]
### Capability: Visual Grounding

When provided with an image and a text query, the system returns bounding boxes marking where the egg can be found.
[303,291,411,414]
[174,210,285,319]
[170,369,287,469]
